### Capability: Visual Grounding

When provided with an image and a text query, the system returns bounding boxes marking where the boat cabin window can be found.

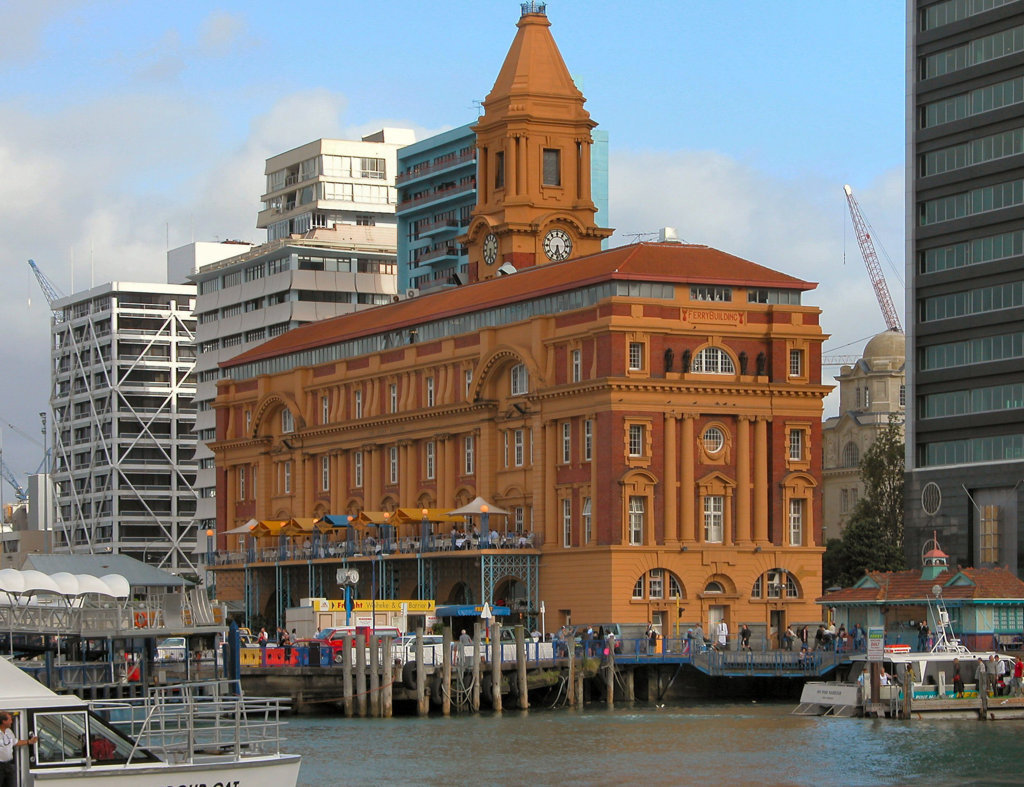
[31,709,156,766]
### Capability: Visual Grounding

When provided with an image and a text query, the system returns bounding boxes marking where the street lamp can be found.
[205,528,214,565]
[540,600,546,640]
[479,504,490,546]
[420,508,429,553]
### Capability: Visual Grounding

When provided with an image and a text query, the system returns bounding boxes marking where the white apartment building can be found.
[192,129,412,538]
[257,129,415,240]
[49,279,198,571]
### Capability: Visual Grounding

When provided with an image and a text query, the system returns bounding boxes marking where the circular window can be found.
[702,426,725,454]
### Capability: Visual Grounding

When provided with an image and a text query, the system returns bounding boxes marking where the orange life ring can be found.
[134,612,149,628]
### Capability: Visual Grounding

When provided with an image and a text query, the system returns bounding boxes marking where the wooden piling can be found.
[442,626,452,717]
[342,634,354,718]
[492,620,503,712]
[567,646,575,706]
[415,627,428,717]
[355,638,367,717]
[575,663,584,710]
[382,634,393,718]
[516,625,528,710]
[623,665,635,703]
[369,636,380,717]
[605,642,615,709]
[979,668,989,719]
[471,623,482,712]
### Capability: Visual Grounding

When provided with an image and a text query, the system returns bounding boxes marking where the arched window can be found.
[750,569,801,599]
[631,569,684,600]
[704,581,724,594]
[692,347,735,374]
[842,442,860,468]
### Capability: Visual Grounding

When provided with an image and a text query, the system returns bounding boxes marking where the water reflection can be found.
[287,702,1024,786]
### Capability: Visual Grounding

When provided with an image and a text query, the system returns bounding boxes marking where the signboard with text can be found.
[867,626,885,662]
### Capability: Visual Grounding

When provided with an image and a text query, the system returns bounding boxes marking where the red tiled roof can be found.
[223,242,815,368]
[820,567,1024,604]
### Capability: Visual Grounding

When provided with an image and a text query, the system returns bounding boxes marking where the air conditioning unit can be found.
[405,288,419,299]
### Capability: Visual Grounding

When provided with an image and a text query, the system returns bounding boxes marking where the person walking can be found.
[0,711,38,787]
[1012,657,1023,696]
[715,619,729,651]
[740,624,752,651]
[952,658,965,698]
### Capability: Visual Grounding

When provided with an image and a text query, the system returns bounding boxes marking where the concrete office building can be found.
[49,275,198,571]
[906,0,1024,574]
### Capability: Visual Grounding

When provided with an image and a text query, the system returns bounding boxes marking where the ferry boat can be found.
[2,655,301,785]
[796,594,1016,718]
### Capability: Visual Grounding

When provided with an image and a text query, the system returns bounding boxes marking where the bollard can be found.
[472,623,482,712]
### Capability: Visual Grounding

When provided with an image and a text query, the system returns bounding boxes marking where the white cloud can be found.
[197,11,252,57]
[609,149,906,418]
[0,0,80,64]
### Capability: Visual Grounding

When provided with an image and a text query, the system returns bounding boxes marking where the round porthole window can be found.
[702,426,725,454]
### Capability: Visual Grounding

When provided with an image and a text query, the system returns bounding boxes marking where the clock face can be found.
[483,233,498,265]
[544,228,573,261]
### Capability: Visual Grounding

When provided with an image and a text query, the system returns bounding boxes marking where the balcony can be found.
[414,244,462,265]
[396,150,476,186]
[419,218,465,238]
[397,180,475,213]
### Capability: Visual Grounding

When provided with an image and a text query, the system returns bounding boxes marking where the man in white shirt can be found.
[0,711,38,787]
[716,620,729,651]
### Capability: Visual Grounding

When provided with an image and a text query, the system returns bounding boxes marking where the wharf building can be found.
[821,330,906,541]
[49,268,198,571]
[191,131,412,552]
[905,0,1024,575]
[395,123,608,295]
[210,5,830,640]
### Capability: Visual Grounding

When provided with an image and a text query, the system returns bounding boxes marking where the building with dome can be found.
[821,330,905,541]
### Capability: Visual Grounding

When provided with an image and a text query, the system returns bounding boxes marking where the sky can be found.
[0,0,908,485]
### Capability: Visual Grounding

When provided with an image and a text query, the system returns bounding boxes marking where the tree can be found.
[822,415,906,588]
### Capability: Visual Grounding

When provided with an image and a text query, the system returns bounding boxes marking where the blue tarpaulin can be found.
[434,604,511,617]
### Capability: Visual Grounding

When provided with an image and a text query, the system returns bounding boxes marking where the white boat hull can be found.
[29,753,301,786]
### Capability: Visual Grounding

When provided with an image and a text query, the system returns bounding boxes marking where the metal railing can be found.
[91,680,290,764]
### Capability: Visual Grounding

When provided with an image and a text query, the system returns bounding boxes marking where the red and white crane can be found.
[842,184,903,333]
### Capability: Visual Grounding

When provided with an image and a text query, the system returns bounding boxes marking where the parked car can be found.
[391,634,446,665]
[156,637,187,662]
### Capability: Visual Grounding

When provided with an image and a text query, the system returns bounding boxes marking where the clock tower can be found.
[463,3,613,282]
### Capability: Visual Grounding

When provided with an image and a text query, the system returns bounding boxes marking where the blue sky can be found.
[0,0,907,479]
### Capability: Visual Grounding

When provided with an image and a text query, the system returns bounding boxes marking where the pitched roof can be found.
[820,566,1024,605]
[223,242,815,369]
[22,554,188,588]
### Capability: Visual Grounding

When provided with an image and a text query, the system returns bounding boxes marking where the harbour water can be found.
[287,701,1024,785]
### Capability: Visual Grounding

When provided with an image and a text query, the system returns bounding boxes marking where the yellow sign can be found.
[311,599,435,613]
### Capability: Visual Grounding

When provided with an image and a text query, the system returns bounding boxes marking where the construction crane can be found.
[842,185,903,333]
[28,258,65,318]
[0,459,28,502]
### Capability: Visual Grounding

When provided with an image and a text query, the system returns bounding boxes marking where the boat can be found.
[795,590,1018,719]
[1,655,301,785]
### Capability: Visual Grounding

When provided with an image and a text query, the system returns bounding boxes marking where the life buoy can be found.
[402,661,418,690]
[134,612,148,628]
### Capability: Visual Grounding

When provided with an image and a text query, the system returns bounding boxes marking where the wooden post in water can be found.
[342,634,354,718]
[415,627,428,717]
[516,625,528,710]
[575,661,584,710]
[605,640,615,709]
[369,635,380,717]
[471,623,482,712]
[491,620,503,712]
[355,637,367,717]
[901,667,912,720]
[567,641,575,706]
[382,634,393,718]
[623,664,635,703]
[442,626,452,716]
[979,666,989,720]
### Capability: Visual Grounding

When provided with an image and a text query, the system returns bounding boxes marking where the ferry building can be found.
[209,5,830,643]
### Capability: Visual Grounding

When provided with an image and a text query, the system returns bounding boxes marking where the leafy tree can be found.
[822,415,906,588]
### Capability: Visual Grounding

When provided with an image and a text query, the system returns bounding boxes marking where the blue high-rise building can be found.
[397,123,609,294]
